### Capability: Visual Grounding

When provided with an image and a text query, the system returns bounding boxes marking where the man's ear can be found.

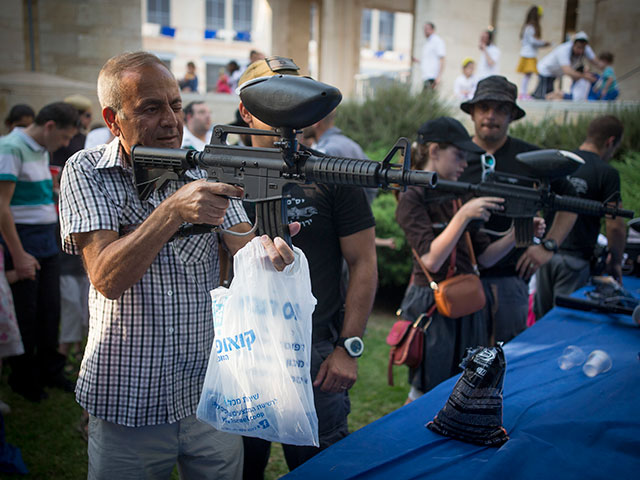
[238,102,253,127]
[102,107,120,137]
[605,135,616,149]
[43,119,56,135]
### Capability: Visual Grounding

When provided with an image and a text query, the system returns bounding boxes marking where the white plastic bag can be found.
[197,237,319,446]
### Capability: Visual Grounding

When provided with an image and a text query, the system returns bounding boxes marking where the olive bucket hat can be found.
[460,75,526,120]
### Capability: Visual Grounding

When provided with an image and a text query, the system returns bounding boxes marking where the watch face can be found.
[345,337,364,356]
[543,239,558,252]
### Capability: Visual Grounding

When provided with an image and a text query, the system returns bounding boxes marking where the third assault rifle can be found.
[436,150,634,246]
[131,75,633,246]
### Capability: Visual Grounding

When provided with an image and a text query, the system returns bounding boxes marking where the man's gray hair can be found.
[97,51,171,114]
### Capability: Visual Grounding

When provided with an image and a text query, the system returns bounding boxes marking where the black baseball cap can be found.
[417,117,485,153]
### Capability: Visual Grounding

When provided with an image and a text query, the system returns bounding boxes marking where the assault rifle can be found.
[436,149,634,246]
[131,75,437,245]
[555,276,640,325]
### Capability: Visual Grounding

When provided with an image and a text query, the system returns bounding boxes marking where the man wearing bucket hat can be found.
[532,31,603,99]
[236,56,378,477]
[459,75,577,343]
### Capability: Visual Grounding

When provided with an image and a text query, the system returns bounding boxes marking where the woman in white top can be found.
[477,29,500,80]
[516,6,550,97]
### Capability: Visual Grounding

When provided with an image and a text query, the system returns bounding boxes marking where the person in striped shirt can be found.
[0,101,79,402]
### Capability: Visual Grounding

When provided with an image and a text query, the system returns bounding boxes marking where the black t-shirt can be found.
[287,183,375,342]
[553,149,621,259]
[459,136,576,277]
[396,186,491,286]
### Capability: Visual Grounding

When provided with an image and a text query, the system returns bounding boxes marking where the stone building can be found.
[1,0,638,128]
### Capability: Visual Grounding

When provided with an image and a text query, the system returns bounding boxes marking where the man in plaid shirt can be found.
[59,51,296,479]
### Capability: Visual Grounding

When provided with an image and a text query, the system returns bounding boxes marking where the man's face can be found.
[424,23,434,37]
[110,64,183,154]
[470,101,513,144]
[238,101,277,149]
[79,110,92,130]
[572,41,587,57]
[43,122,77,151]
[603,136,622,162]
[187,103,212,135]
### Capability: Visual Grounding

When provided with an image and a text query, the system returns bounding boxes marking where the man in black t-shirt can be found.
[534,116,626,318]
[236,57,378,477]
[459,76,577,342]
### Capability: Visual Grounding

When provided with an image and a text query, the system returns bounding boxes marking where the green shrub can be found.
[371,191,410,288]
[510,105,640,158]
[611,151,640,216]
[336,85,452,154]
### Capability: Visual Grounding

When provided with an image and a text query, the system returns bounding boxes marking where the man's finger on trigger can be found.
[208,182,244,198]
[288,222,301,237]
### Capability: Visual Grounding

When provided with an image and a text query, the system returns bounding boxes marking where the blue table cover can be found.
[285,277,640,480]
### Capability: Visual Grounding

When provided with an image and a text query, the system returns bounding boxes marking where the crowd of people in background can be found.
[420,5,621,102]
[0,3,631,477]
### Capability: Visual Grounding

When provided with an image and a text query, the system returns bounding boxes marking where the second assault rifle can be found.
[436,149,634,246]
[131,75,633,246]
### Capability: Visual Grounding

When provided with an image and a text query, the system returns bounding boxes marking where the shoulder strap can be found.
[411,199,479,286]
[456,199,479,275]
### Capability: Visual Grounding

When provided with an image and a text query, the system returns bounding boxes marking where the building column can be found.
[268,0,313,75]
[318,0,363,97]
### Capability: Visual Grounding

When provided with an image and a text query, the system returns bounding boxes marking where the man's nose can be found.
[160,105,179,127]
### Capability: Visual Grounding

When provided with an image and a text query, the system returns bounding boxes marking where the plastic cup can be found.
[582,350,612,378]
[557,345,586,370]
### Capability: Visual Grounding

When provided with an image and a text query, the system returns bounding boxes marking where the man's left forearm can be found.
[340,229,378,339]
[342,261,378,339]
[545,211,577,244]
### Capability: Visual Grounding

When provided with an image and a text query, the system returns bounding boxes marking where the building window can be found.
[147,0,170,25]
[379,11,394,51]
[361,9,372,48]
[206,0,226,30]
[233,0,252,32]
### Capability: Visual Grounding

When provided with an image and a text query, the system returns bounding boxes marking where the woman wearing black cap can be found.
[396,117,544,402]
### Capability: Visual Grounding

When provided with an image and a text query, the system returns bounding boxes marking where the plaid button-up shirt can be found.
[59,139,249,427]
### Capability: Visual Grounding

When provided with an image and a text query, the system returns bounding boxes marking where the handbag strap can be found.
[411,199,480,289]
[456,198,480,275]
[387,310,435,386]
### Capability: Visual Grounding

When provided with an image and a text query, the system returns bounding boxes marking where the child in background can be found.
[216,68,232,94]
[516,5,550,98]
[591,52,619,100]
[453,58,478,100]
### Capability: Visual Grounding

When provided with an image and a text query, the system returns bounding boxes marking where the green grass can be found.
[0,309,406,479]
